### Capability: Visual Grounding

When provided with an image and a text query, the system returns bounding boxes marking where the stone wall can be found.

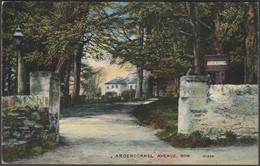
[2,106,56,146]
[2,71,60,147]
[178,76,258,139]
[2,95,49,109]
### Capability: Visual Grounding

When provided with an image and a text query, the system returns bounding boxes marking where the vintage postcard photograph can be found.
[1,1,259,165]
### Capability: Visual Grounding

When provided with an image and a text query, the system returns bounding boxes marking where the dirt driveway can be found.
[10,100,258,164]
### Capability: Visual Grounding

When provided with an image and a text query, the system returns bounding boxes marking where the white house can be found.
[103,71,150,96]
[104,77,139,95]
[126,78,138,90]
[104,78,127,95]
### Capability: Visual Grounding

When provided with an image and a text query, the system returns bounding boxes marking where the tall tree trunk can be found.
[244,3,257,84]
[59,59,72,108]
[213,5,223,55]
[135,66,143,100]
[135,24,145,100]
[147,76,153,98]
[186,2,201,75]
[72,44,83,104]
[65,60,72,98]
[156,78,160,97]
[172,74,180,92]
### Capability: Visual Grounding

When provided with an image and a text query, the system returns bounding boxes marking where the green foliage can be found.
[133,98,178,131]
[2,1,117,95]
[103,2,257,84]
[105,91,117,97]
[31,146,43,155]
[163,86,178,98]
[42,140,58,150]
[104,91,118,102]
[80,64,103,97]
[167,132,213,148]
[238,136,257,145]
[2,2,258,96]
[3,140,58,161]
[214,131,257,146]
[121,89,136,100]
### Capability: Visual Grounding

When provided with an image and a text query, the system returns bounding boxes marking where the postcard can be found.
[1,1,258,165]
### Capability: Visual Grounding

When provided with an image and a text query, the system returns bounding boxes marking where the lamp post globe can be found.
[13,26,24,46]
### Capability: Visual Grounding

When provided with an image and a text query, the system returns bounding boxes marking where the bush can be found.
[3,145,28,161]
[238,136,257,145]
[3,140,58,161]
[31,146,43,155]
[121,89,136,100]
[163,85,178,98]
[105,91,117,97]
[78,95,86,103]
[166,131,213,148]
[214,131,257,146]
[42,140,58,150]
[105,91,119,102]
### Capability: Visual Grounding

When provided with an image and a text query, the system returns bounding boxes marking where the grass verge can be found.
[3,140,58,162]
[133,97,257,148]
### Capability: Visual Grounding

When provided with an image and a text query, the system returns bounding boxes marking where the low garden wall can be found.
[2,95,49,109]
[2,106,58,147]
[178,75,258,139]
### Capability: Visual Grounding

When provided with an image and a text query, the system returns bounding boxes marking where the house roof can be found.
[128,78,138,84]
[105,78,126,85]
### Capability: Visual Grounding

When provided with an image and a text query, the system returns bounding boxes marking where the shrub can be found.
[31,146,43,155]
[42,140,58,150]
[76,95,86,104]
[166,131,213,148]
[105,91,117,97]
[104,91,119,102]
[214,131,257,146]
[163,85,178,98]
[226,131,238,143]
[121,89,136,100]
[3,140,58,161]
[3,145,28,161]
[238,136,257,145]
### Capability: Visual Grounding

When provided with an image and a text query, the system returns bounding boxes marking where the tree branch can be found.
[122,23,132,41]
[197,19,214,31]
[178,29,193,36]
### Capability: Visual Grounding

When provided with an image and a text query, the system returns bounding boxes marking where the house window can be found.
[116,85,118,88]
[112,85,114,88]
[107,86,109,89]
[130,85,132,89]
[135,85,137,89]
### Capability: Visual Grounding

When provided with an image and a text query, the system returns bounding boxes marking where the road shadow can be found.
[60,102,142,118]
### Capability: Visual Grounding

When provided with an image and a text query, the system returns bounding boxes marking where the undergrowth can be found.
[3,140,58,162]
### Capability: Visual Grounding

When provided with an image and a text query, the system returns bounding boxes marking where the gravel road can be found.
[9,100,258,164]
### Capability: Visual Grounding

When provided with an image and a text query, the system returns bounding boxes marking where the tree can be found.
[2,1,116,101]
[80,64,103,96]
[244,2,258,84]
[185,2,202,75]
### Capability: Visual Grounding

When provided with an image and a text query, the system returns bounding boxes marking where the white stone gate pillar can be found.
[30,71,60,142]
[177,76,209,135]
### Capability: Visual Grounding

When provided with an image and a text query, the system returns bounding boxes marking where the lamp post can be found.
[13,26,26,95]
